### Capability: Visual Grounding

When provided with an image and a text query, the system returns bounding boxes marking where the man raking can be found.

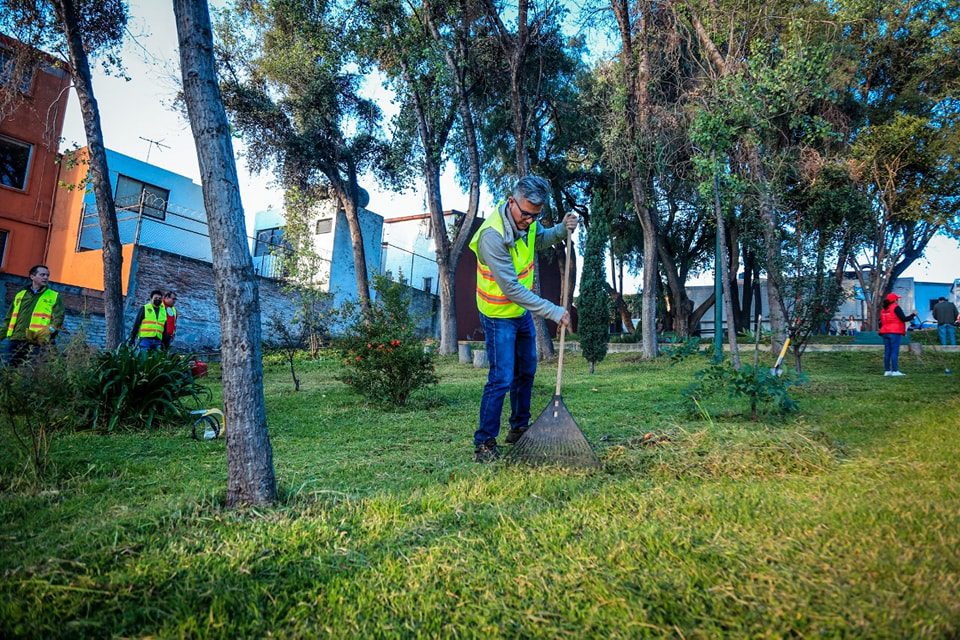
[469,176,578,463]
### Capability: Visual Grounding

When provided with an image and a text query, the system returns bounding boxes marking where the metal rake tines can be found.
[508,396,600,470]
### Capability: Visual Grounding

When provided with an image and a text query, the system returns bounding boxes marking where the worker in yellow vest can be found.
[2,264,65,366]
[128,289,168,351]
[469,176,579,462]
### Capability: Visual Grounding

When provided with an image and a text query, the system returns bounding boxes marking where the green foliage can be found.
[336,277,438,406]
[686,362,800,421]
[0,341,94,480]
[578,212,610,371]
[662,337,703,365]
[86,346,210,432]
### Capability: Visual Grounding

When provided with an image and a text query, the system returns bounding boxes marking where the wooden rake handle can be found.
[555,225,573,397]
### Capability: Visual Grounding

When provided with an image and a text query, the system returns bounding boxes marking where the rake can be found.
[509,227,600,470]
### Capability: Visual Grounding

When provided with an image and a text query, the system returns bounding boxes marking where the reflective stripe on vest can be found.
[6,288,59,338]
[139,303,167,339]
[468,201,537,318]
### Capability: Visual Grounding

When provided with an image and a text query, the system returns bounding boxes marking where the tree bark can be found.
[613,0,659,359]
[714,174,740,368]
[334,166,372,315]
[55,0,124,349]
[174,0,276,506]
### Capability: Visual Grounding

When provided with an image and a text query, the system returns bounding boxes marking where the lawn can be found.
[1,348,959,638]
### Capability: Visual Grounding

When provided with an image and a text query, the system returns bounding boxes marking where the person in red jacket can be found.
[878,292,916,377]
[161,291,178,351]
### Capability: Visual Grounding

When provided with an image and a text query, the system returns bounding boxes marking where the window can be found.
[422,277,432,293]
[315,218,332,234]
[254,227,287,257]
[0,136,32,191]
[0,230,8,267]
[0,49,34,94]
[115,175,169,220]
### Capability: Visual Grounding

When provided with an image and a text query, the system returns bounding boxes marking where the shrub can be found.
[685,362,800,420]
[86,346,210,432]
[0,340,94,480]
[336,277,438,406]
[662,336,703,365]
[578,215,610,373]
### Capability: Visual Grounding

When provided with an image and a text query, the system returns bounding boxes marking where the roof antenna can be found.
[138,136,170,163]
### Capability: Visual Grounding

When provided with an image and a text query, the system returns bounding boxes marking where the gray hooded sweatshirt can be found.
[475,202,569,323]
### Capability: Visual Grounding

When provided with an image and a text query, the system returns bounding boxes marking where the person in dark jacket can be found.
[878,292,916,377]
[932,296,959,346]
[128,290,168,351]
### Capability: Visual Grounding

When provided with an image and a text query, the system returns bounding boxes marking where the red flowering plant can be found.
[335,277,438,406]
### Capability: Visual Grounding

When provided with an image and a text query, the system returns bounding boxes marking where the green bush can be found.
[685,362,800,420]
[662,336,703,364]
[87,346,210,432]
[0,340,94,480]
[336,277,438,406]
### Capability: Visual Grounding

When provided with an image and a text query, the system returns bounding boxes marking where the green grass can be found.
[2,349,959,638]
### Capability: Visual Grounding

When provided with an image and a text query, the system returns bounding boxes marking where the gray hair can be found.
[513,175,551,207]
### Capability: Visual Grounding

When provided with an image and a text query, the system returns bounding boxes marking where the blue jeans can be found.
[881,333,902,372]
[938,323,956,346]
[476,312,537,446]
[138,337,163,351]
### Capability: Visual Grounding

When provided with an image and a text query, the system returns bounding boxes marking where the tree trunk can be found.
[174,0,276,506]
[606,283,635,333]
[740,249,755,329]
[658,235,691,337]
[690,291,716,334]
[55,0,124,349]
[714,174,740,369]
[533,265,555,360]
[420,1,481,348]
[745,146,787,353]
[613,0,659,359]
[338,169,372,314]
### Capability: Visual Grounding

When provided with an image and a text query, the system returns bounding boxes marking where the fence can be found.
[380,241,439,295]
[77,192,294,280]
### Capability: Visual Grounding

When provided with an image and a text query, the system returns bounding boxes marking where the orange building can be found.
[0,35,71,277]
[45,147,136,293]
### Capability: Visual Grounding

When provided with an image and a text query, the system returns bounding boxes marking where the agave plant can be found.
[88,346,210,432]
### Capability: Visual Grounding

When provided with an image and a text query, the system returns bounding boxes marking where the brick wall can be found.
[2,247,438,351]
[1,247,303,351]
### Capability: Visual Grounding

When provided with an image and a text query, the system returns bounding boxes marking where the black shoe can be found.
[505,427,527,444]
[474,439,501,463]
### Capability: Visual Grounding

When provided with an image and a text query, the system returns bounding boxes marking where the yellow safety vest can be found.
[469,201,537,318]
[7,288,59,343]
[139,303,167,339]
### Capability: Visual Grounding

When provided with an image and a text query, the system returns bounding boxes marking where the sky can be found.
[57,1,960,291]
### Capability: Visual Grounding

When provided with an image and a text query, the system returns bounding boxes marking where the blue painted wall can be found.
[77,149,212,262]
[914,281,953,321]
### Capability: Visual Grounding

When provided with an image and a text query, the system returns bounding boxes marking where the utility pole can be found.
[713,171,723,363]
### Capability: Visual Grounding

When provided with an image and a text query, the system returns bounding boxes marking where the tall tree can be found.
[609,0,661,359]
[362,0,479,355]
[579,202,610,373]
[216,0,393,314]
[1,0,128,349]
[839,0,960,328]
[174,0,277,506]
